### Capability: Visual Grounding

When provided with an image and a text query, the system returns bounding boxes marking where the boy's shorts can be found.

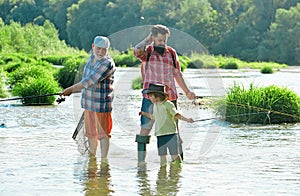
[84,110,112,139]
[140,98,154,130]
[157,133,179,156]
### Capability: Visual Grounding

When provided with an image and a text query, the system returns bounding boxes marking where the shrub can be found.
[220,61,239,69]
[113,50,140,67]
[260,66,274,74]
[56,57,86,88]
[7,63,54,87]
[11,76,61,105]
[178,55,190,71]
[41,55,73,65]
[190,54,217,69]
[0,53,38,73]
[132,76,143,90]
[189,59,204,68]
[0,69,7,98]
[215,83,300,124]
[0,53,36,65]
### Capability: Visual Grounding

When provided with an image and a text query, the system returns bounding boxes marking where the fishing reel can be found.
[56,95,66,104]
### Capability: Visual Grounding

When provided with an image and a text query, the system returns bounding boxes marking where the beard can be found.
[94,51,106,60]
[154,45,166,55]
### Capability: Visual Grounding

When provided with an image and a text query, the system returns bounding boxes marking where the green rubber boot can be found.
[135,135,151,162]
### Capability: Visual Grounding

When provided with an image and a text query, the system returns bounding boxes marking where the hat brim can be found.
[142,89,168,96]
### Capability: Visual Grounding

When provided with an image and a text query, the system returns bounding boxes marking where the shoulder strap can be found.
[167,47,177,68]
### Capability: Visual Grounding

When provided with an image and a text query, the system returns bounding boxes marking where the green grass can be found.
[214,83,300,124]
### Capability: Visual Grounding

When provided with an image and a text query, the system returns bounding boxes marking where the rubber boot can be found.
[135,135,151,162]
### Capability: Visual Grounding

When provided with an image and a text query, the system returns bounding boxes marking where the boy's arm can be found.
[175,113,194,123]
[139,111,154,120]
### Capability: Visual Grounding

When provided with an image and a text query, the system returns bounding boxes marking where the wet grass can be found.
[214,83,300,124]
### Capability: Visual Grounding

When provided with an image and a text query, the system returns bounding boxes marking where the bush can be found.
[7,63,54,87]
[0,69,7,98]
[56,57,86,88]
[220,61,239,69]
[178,55,190,71]
[0,53,37,65]
[11,76,61,105]
[215,83,300,124]
[41,55,73,65]
[190,54,217,69]
[132,76,143,90]
[0,53,38,73]
[260,66,274,74]
[113,50,140,67]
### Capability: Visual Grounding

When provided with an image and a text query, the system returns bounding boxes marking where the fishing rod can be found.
[0,93,65,103]
[193,111,270,122]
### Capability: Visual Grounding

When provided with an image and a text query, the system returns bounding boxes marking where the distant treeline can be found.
[0,0,299,65]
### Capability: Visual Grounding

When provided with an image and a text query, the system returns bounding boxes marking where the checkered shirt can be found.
[134,45,182,100]
[81,54,116,112]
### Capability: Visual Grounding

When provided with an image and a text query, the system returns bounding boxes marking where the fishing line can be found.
[0,93,62,102]
[191,96,300,122]
[193,111,269,122]
[225,101,300,120]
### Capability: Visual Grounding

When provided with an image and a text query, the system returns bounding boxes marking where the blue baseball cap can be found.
[93,36,110,48]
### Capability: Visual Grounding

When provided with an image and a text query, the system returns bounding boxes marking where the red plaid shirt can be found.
[134,45,182,100]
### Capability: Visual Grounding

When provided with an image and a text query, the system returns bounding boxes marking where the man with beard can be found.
[134,24,195,163]
[60,36,115,160]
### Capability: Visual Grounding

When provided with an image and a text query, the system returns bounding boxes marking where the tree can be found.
[44,0,79,42]
[66,0,142,51]
[259,4,300,65]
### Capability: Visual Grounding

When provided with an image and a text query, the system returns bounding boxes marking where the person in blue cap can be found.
[60,36,116,160]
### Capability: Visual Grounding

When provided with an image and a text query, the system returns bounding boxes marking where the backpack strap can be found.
[167,47,177,69]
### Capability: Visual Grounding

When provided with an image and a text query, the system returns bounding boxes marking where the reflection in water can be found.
[156,164,182,196]
[137,163,152,195]
[83,156,113,196]
[136,163,182,195]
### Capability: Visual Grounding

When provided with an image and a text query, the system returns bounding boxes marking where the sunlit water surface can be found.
[1,67,300,195]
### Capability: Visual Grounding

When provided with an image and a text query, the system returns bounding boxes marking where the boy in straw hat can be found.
[139,83,194,166]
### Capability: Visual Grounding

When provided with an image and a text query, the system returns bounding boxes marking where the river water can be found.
[0,67,300,196]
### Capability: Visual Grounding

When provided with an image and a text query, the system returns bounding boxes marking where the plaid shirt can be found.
[81,54,116,112]
[134,45,182,100]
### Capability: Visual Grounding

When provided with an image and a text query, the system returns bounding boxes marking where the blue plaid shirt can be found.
[81,54,116,112]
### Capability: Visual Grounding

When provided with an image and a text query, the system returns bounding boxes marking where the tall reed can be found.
[216,83,300,124]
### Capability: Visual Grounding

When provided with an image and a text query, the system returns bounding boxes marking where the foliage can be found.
[11,76,61,105]
[56,56,87,88]
[220,61,239,69]
[112,49,140,67]
[260,66,274,74]
[41,54,74,65]
[215,83,300,124]
[0,20,80,55]
[1,0,300,65]
[259,4,300,65]
[132,76,143,90]
[0,68,7,98]
[190,54,218,68]
[178,55,190,71]
[7,62,54,87]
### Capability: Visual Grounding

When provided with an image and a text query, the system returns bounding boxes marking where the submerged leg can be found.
[99,137,110,159]
[135,134,151,162]
[88,137,98,156]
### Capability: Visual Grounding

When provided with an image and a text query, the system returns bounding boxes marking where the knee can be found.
[135,134,151,144]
